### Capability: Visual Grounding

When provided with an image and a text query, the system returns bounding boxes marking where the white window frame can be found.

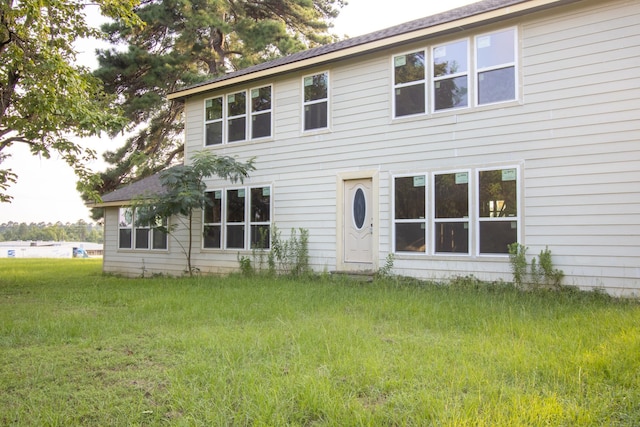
[474,27,518,106]
[302,71,330,132]
[392,174,428,254]
[432,170,471,255]
[204,96,223,146]
[203,189,223,249]
[432,38,470,113]
[249,84,273,140]
[226,90,248,143]
[117,207,168,251]
[392,49,427,118]
[476,165,520,256]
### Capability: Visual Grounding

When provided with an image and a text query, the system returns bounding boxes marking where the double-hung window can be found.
[203,186,271,250]
[433,40,469,111]
[251,85,272,139]
[227,91,247,143]
[393,51,426,117]
[117,207,168,250]
[205,96,223,146]
[303,72,329,131]
[434,172,470,254]
[393,175,427,252]
[476,28,517,105]
[478,168,518,254]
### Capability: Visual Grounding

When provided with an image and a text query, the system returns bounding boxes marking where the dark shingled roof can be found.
[100,172,167,204]
[170,0,533,97]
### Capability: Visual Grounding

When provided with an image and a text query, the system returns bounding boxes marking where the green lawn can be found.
[1,259,639,426]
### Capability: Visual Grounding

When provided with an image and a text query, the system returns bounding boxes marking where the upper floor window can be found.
[303,72,329,131]
[118,207,168,250]
[476,28,517,105]
[204,85,272,146]
[433,40,469,111]
[393,51,426,117]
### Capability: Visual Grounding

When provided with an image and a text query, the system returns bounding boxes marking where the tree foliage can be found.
[90,0,345,200]
[135,150,255,275]
[0,220,103,243]
[0,0,142,203]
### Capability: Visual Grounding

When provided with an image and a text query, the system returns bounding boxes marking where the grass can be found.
[1,259,639,426]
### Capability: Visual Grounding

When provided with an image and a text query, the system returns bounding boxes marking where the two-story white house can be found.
[96,0,640,295]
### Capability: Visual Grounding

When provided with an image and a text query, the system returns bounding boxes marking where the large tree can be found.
[0,0,142,203]
[90,0,345,199]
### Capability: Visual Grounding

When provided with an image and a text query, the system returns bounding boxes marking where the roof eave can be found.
[167,0,574,101]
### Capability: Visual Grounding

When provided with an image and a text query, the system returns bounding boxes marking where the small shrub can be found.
[508,243,564,290]
[375,253,395,279]
[238,254,253,276]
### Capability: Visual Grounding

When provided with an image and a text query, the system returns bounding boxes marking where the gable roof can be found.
[168,0,577,100]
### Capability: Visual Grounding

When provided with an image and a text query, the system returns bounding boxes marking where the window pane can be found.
[478,67,515,104]
[228,117,246,142]
[250,187,270,222]
[119,208,133,227]
[394,51,425,84]
[227,92,246,117]
[204,191,222,223]
[152,229,167,250]
[205,122,222,146]
[477,29,515,69]
[227,189,245,222]
[394,176,425,219]
[251,225,271,249]
[304,73,328,102]
[135,229,150,249]
[395,84,425,117]
[479,169,517,218]
[395,223,426,252]
[435,173,468,218]
[479,221,517,254]
[251,86,271,112]
[435,222,469,253]
[434,76,468,111]
[304,102,328,130]
[252,113,271,139]
[203,225,221,248]
[119,229,132,249]
[433,40,468,77]
[226,225,245,249]
[205,97,222,121]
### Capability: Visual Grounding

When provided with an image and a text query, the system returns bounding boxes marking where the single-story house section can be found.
[93,0,640,296]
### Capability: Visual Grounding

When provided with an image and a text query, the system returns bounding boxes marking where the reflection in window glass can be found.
[251,86,271,139]
[394,51,426,117]
[303,73,329,130]
[394,176,426,252]
[476,28,516,105]
[433,40,468,111]
[478,168,518,254]
[227,92,246,142]
[250,187,271,249]
[205,97,223,146]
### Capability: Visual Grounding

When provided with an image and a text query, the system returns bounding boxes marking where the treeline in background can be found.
[0,221,103,243]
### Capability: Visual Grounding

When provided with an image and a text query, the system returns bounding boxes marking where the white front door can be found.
[343,178,373,266]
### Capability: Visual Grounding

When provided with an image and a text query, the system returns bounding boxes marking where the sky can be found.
[0,0,477,224]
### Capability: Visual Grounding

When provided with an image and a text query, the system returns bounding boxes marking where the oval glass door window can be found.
[353,188,366,229]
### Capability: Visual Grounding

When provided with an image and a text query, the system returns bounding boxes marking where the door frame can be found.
[336,170,379,272]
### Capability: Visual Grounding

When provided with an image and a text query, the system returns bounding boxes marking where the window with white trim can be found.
[204,84,272,145]
[478,168,518,254]
[303,72,329,131]
[203,186,271,250]
[393,51,426,117]
[476,28,517,105]
[433,39,469,111]
[118,207,168,250]
[393,175,427,252]
[433,171,470,254]
[392,167,519,256]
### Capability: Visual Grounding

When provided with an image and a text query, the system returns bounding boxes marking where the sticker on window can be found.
[206,99,213,107]
[304,76,313,87]
[238,189,245,198]
[262,187,270,196]
[413,176,426,187]
[434,46,446,58]
[502,169,517,181]
[251,89,259,98]
[228,94,235,103]
[215,190,222,199]
[455,172,468,184]
[477,36,491,49]
[394,55,406,67]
